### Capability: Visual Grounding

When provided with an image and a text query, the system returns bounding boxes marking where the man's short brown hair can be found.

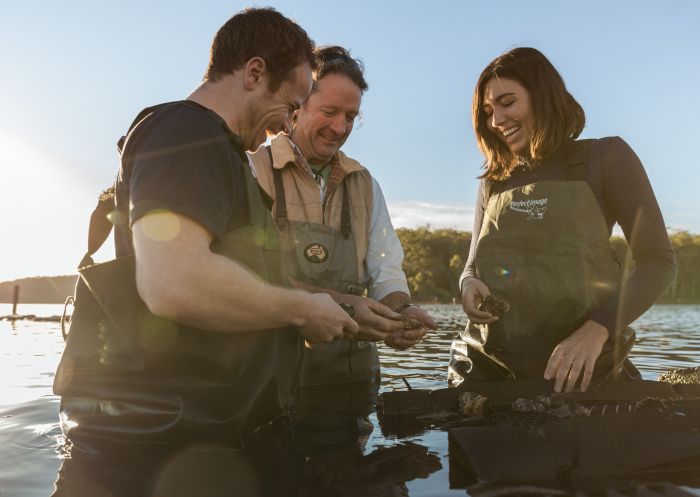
[205,7,317,91]
[313,46,368,94]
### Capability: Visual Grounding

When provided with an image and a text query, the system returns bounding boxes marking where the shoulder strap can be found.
[340,182,351,239]
[482,179,493,205]
[79,186,116,269]
[566,139,593,181]
[269,147,289,223]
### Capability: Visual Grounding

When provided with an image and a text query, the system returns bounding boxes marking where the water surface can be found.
[1,303,699,496]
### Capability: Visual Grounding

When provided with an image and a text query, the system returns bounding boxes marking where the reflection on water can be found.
[1,304,699,496]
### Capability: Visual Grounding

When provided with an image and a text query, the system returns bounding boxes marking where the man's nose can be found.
[329,115,347,135]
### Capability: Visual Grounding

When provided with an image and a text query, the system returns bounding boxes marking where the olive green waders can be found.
[449,140,637,386]
[54,103,301,447]
[272,164,380,387]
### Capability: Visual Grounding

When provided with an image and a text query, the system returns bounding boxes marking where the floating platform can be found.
[378,376,700,492]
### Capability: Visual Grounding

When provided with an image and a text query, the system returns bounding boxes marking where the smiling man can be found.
[249,46,437,393]
[53,9,359,467]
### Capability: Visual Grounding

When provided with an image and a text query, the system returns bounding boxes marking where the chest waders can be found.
[54,102,301,447]
[272,159,380,386]
[449,140,636,386]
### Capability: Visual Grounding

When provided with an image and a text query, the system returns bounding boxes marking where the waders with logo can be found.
[271,159,379,386]
[54,102,301,447]
[449,140,638,386]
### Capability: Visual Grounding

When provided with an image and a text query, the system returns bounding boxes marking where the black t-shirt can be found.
[114,101,250,256]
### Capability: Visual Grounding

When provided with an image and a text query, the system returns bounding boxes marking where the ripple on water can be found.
[0,303,699,496]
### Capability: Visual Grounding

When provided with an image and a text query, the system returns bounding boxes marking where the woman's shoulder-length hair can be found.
[473,47,585,182]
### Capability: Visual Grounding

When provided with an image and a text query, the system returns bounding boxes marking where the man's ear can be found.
[243,57,267,91]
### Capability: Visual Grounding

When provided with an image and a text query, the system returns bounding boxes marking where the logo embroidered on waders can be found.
[304,243,329,263]
[509,198,548,220]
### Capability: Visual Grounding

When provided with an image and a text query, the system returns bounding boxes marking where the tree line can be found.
[2,230,699,305]
[397,228,700,304]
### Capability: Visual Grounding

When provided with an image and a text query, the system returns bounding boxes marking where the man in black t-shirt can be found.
[53,9,359,479]
[120,10,356,346]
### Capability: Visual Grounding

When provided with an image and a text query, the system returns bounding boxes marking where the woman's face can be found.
[482,77,533,155]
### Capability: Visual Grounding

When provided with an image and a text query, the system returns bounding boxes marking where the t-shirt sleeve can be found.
[126,107,237,241]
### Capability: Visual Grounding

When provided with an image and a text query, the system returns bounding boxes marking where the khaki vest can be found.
[249,134,374,284]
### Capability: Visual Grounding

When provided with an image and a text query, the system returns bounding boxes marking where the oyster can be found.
[478,295,510,318]
[459,391,487,416]
[401,316,422,330]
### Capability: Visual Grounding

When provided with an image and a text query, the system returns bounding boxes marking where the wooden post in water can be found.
[12,285,19,315]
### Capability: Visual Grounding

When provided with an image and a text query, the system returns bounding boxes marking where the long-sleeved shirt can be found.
[248,134,409,301]
[460,136,676,334]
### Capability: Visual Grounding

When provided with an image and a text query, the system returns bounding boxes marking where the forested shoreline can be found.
[1,229,699,304]
[397,228,700,304]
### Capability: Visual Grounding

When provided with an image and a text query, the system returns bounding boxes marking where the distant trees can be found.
[397,228,470,302]
[0,275,75,304]
[4,229,699,304]
[398,228,700,303]
[664,231,700,302]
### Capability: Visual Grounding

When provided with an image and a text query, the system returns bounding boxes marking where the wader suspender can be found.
[481,140,591,205]
[269,148,352,239]
[566,140,589,182]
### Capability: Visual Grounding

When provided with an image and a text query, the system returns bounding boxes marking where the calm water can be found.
[1,303,699,496]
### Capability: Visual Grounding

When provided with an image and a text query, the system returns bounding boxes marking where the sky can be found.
[1,0,699,282]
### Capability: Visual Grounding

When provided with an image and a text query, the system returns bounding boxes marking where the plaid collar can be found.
[268,134,364,204]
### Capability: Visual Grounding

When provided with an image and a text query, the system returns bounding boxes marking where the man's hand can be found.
[297,293,359,348]
[461,278,498,324]
[334,294,405,342]
[544,320,609,393]
[384,305,438,350]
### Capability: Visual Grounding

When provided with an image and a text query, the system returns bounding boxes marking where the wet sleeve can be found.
[128,113,235,241]
[459,180,487,293]
[366,177,410,300]
[588,137,676,335]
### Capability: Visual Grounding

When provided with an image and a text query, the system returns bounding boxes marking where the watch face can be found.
[304,242,329,264]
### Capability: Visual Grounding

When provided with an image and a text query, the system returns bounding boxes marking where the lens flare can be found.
[139,210,181,242]
[497,267,511,278]
[593,280,614,289]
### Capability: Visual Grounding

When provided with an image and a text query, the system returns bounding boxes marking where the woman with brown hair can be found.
[450,47,676,393]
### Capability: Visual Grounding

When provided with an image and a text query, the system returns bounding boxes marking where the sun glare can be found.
[0,129,104,282]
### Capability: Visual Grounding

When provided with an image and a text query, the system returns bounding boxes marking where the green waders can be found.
[271,165,380,387]
[449,140,637,386]
[54,103,301,447]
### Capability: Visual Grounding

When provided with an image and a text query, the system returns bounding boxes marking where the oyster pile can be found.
[511,394,592,418]
[658,366,700,385]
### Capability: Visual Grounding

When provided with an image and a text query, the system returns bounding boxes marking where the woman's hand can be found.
[461,278,499,324]
[544,320,609,393]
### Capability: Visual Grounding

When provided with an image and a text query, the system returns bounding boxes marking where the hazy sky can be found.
[1,0,699,282]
